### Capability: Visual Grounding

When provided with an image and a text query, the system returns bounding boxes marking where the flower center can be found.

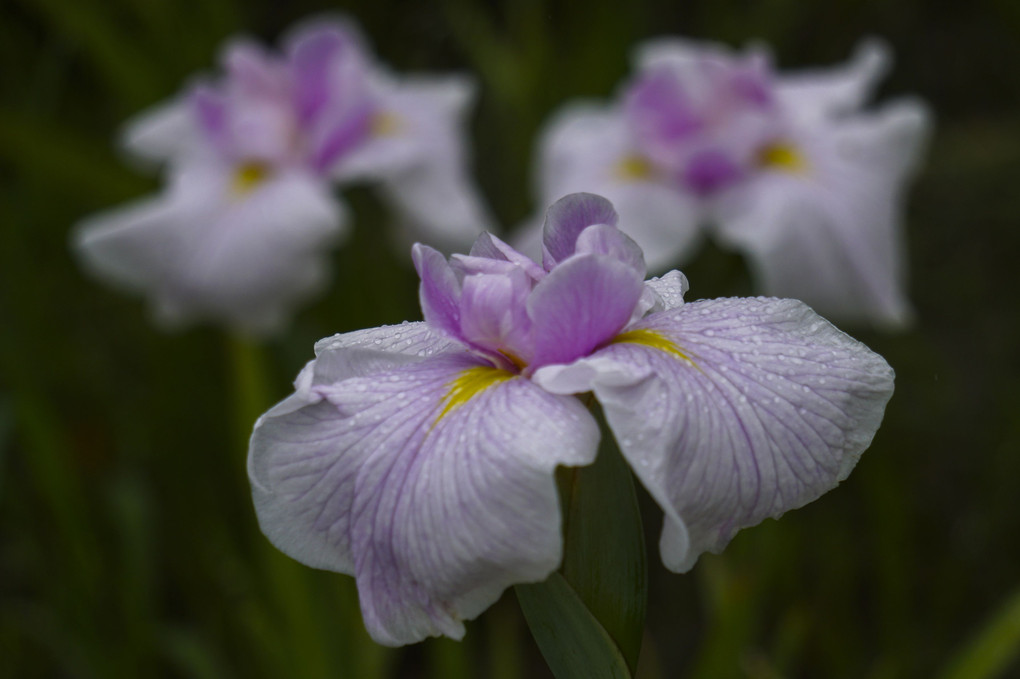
[616,154,656,181]
[757,142,808,173]
[231,161,271,196]
[613,328,693,363]
[436,365,514,423]
[371,111,403,137]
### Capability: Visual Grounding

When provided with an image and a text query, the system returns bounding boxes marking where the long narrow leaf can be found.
[516,573,632,679]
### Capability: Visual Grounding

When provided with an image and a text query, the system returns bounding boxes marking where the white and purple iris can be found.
[531,39,930,326]
[75,17,491,333]
[248,193,894,646]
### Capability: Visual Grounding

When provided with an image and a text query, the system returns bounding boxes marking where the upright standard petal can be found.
[775,39,890,122]
[412,243,464,340]
[534,296,894,572]
[528,251,645,369]
[249,345,598,645]
[541,193,619,269]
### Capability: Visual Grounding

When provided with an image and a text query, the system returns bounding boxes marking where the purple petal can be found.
[528,253,644,368]
[189,85,228,150]
[249,351,598,645]
[310,103,375,172]
[457,266,535,365]
[221,40,284,99]
[682,148,745,196]
[541,193,619,270]
[469,233,545,282]
[535,297,894,572]
[624,67,703,147]
[574,223,646,277]
[288,24,351,123]
[412,244,463,340]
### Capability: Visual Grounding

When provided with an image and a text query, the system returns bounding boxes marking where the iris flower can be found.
[248,193,894,645]
[530,39,930,326]
[74,17,491,333]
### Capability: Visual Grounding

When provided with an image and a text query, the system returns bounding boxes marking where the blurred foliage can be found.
[2,0,1020,677]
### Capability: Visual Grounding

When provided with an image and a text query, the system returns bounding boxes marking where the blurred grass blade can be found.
[516,572,632,679]
[559,408,647,673]
[17,0,159,106]
[427,636,472,679]
[941,586,1020,679]
[0,109,152,204]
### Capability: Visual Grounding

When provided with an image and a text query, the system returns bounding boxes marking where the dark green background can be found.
[3,1,1019,677]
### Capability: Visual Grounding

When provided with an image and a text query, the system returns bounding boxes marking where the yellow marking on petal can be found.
[757,142,808,174]
[616,154,655,181]
[613,328,693,363]
[371,111,403,137]
[231,161,270,196]
[436,365,514,423]
[498,350,528,372]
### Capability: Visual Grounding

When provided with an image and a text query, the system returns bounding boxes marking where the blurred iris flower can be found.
[528,39,930,327]
[248,193,894,645]
[74,17,491,334]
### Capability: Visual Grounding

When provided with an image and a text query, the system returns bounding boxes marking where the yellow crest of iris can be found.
[371,111,403,137]
[757,142,808,173]
[231,161,271,196]
[616,154,655,181]
[613,328,693,363]
[436,365,514,423]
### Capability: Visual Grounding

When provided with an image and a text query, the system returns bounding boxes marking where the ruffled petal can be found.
[641,269,691,315]
[249,347,598,645]
[534,297,894,572]
[468,233,545,282]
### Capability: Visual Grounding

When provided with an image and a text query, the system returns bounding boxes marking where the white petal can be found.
[119,98,200,166]
[380,166,493,251]
[249,350,598,645]
[776,39,891,122]
[75,163,346,334]
[536,297,894,572]
[714,101,930,327]
[632,37,744,74]
[533,104,704,272]
[332,73,476,181]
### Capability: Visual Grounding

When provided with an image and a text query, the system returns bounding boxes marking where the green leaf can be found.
[560,407,647,673]
[517,405,647,678]
[516,573,632,679]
